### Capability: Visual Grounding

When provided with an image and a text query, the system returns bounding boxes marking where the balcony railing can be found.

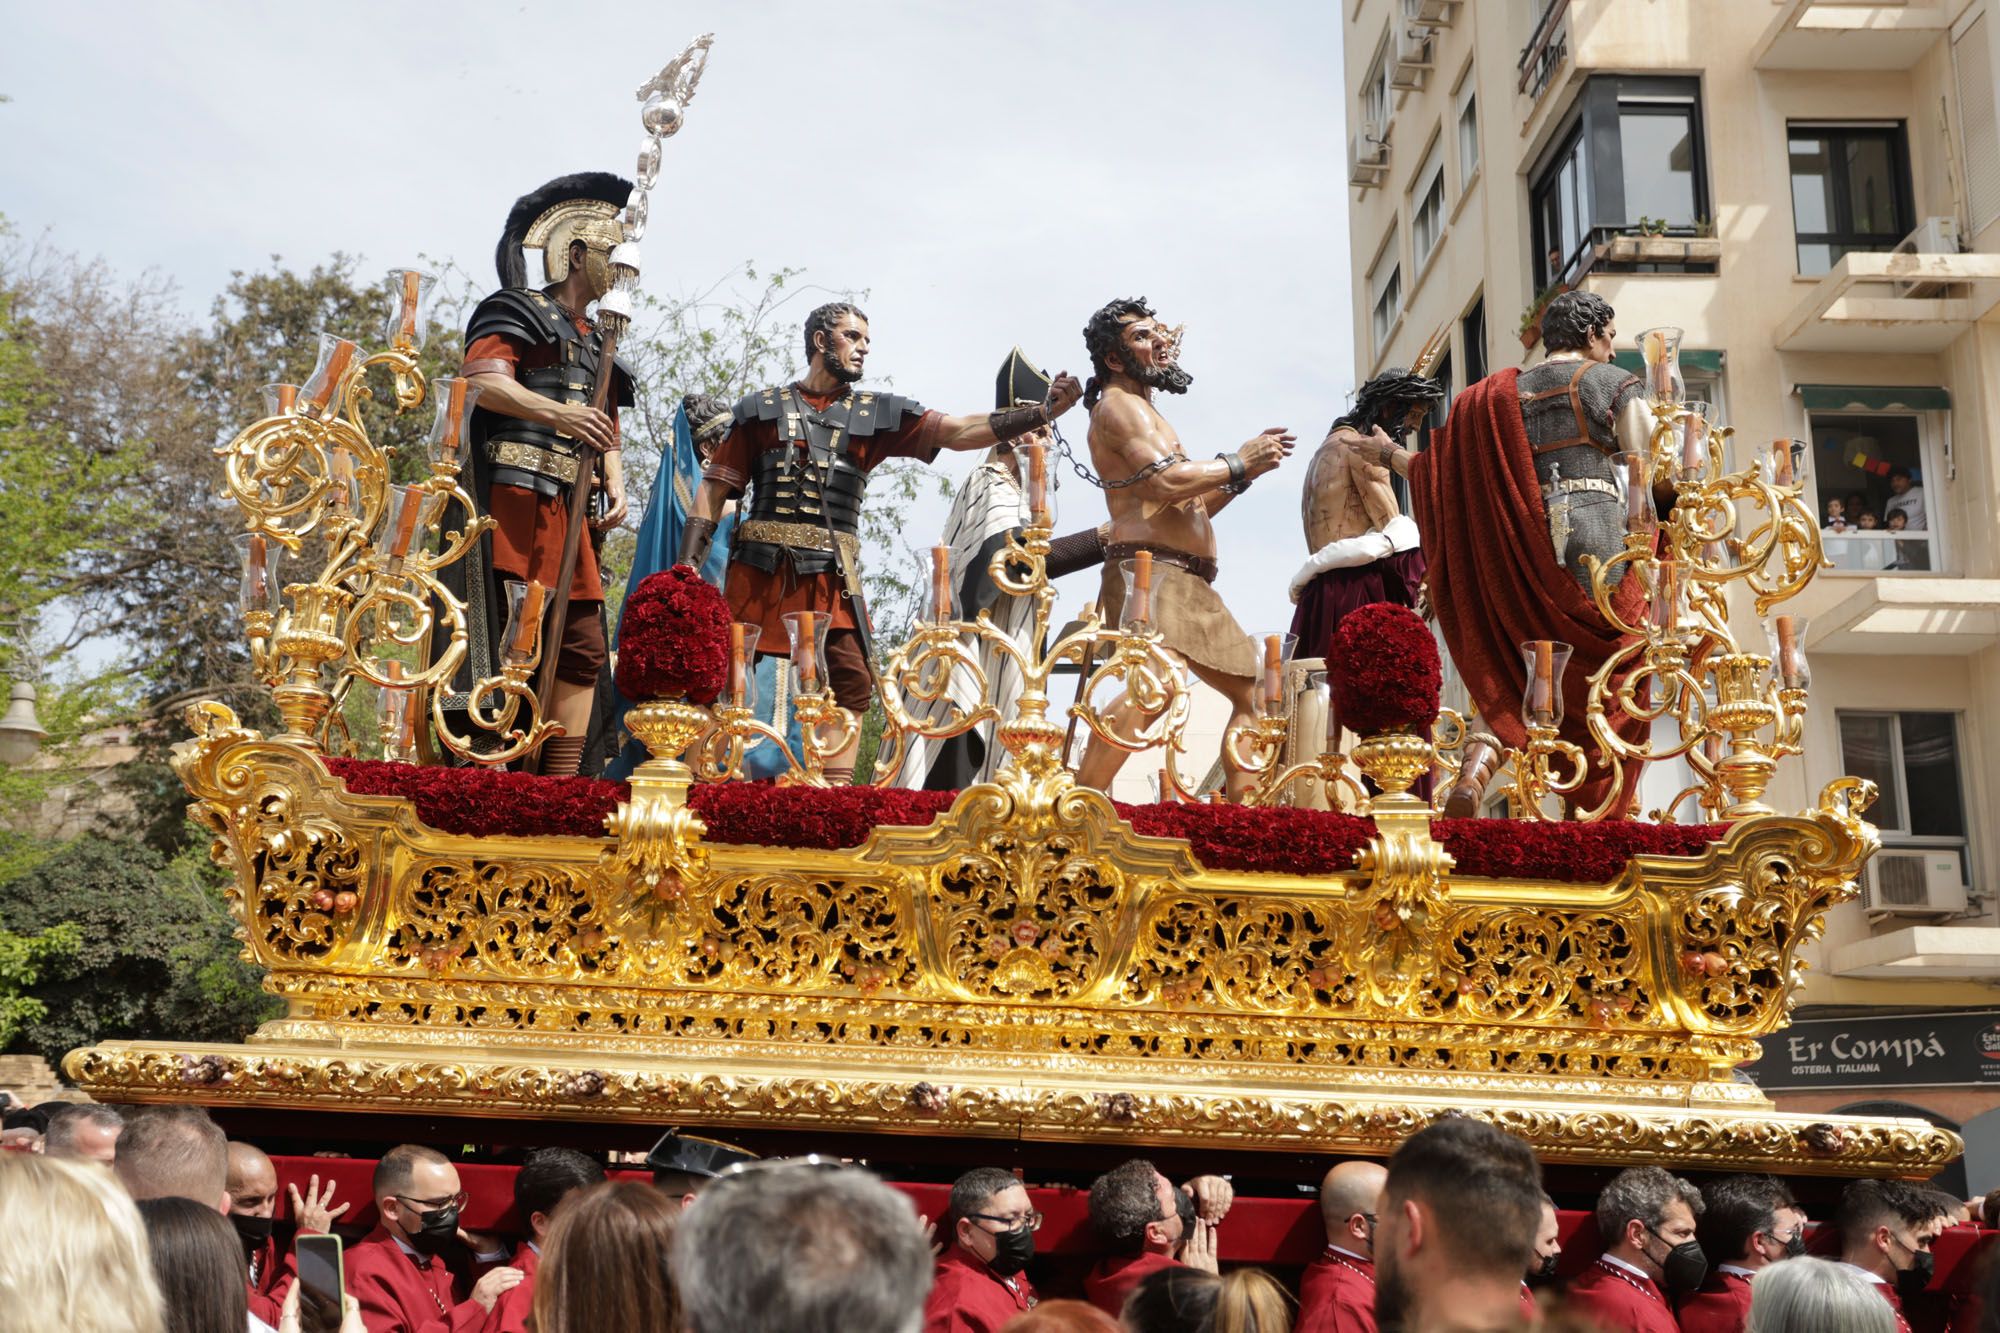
[1518,0,1571,97]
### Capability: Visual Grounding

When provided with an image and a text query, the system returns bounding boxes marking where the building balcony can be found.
[1831,926,2000,979]
[1775,249,2000,352]
[1754,0,1949,71]
[1797,577,2000,656]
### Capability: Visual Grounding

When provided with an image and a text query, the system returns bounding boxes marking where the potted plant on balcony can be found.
[1518,282,1564,350]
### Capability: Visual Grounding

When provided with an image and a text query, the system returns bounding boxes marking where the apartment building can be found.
[1343,0,2000,1190]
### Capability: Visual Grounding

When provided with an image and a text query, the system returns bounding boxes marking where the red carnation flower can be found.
[614,564,731,706]
[1328,601,1442,737]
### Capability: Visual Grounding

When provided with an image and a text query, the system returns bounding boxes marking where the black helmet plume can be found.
[495,172,634,289]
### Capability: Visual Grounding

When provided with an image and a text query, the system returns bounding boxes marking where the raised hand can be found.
[1239,427,1297,479]
[287,1175,350,1235]
[1045,371,1084,419]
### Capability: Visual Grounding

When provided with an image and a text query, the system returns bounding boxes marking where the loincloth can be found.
[1097,545,1257,680]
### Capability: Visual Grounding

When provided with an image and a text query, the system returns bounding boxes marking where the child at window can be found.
[1856,510,1881,531]
[1823,497,1847,531]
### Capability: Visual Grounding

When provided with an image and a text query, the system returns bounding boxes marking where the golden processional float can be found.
[62,68,1950,1176]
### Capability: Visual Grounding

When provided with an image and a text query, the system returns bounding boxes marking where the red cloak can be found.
[1410,368,1649,817]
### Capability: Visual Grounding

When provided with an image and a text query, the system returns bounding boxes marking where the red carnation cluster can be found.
[614,565,731,706]
[321,759,1730,885]
[1329,602,1442,738]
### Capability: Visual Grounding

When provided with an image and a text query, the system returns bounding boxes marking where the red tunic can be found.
[462,326,617,604]
[1519,1282,1538,1320]
[921,1247,1037,1333]
[1675,1268,1753,1333]
[1083,1250,1183,1317]
[246,1235,296,1326]
[1296,1247,1378,1333]
[703,385,944,643]
[477,1245,539,1333]
[1409,369,1651,816]
[1564,1258,1680,1333]
[1865,1274,1913,1333]
[345,1226,494,1333]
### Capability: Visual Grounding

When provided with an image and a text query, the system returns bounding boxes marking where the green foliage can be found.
[0,828,278,1066]
[0,921,80,1049]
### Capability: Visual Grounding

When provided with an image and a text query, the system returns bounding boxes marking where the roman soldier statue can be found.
[445,173,634,776]
[678,303,1083,785]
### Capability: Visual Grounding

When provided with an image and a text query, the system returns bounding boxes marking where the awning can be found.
[1796,384,1953,413]
[1611,349,1725,376]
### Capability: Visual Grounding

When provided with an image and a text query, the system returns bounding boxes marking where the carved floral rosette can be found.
[63,707,1958,1178]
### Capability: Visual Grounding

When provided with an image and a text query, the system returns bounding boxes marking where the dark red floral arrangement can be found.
[322,759,1728,884]
[1329,601,1442,737]
[614,564,730,706]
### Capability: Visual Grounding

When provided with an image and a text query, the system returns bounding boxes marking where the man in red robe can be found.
[1834,1178,1954,1333]
[1374,1119,1546,1333]
[1375,291,1657,816]
[478,1147,604,1333]
[1520,1192,1562,1320]
[345,1144,520,1333]
[923,1167,1040,1333]
[1298,1159,1385,1333]
[679,303,1082,783]
[1081,1160,1231,1316]
[228,1143,351,1326]
[1676,1174,1807,1333]
[1566,1166,1705,1333]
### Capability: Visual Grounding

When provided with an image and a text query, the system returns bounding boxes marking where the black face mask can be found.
[1893,1241,1934,1301]
[1780,1229,1807,1261]
[230,1212,274,1247]
[1648,1229,1708,1294]
[1175,1187,1198,1234]
[405,1202,460,1256]
[986,1226,1035,1277]
[1529,1252,1561,1284]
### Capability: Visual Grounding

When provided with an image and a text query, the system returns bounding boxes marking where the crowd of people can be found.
[2,1098,1998,1333]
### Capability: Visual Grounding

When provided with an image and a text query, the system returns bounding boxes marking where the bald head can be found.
[113,1107,229,1212]
[227,1142,279,1218]
[1320,1160,1388,1252]
[374,1144,453,1201]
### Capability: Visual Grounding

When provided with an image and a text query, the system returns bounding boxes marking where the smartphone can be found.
[294,1233,344,1333]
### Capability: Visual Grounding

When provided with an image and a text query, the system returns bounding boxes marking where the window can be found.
[1529,77,1710,289]
[1808,411,1936,573]
[1370,245,1404,352]
[1788,123,1914,275]
[1461,298,1486,384]
[1412,150,1446,267]
[1838,711,1970,884]
[1362,37,1392,131]
[1457,85,1480,182]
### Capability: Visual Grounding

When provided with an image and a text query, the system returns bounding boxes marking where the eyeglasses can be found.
[396,1191,468,1212]
[972,1211,1044,1233]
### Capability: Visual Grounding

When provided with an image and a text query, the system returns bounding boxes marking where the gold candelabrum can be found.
[218,276,556,766]
[1521,327,1824,824]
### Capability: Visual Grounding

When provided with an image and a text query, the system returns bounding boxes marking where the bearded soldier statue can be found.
[441,173,636,777]
[678,302,1083,785]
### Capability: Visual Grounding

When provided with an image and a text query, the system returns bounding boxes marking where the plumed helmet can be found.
[495,172,634,289]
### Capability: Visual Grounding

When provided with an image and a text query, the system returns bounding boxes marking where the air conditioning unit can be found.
[1391,26,1434,89]
[1891,216,1962,298]
[1862,847,1969,917]
[1349,123,1389,188]
[1409,0,1457,28]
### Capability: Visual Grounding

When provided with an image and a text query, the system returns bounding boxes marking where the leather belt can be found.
[736,519,861,565]
[487,439,581,485]
[1549,478,1619,497]
[1104,541,1219,584]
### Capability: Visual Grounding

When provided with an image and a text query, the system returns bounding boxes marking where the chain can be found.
[1049,421,1179,491]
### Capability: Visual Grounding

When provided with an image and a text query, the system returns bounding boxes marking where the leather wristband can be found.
[1218,452,1247,484]
[1044,525,1107,579]
[988,403,1048,443]
[676,516,717,569]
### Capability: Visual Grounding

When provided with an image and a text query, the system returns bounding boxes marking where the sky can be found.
[2,0,1352,639]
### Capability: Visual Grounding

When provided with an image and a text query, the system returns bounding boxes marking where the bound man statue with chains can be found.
[1072,296,1295,801]
[679,302,1083,785]
[448,172,634,776]
[1373,290,1660,816]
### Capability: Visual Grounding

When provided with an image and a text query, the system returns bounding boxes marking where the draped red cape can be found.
[1410,368,1648,817]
